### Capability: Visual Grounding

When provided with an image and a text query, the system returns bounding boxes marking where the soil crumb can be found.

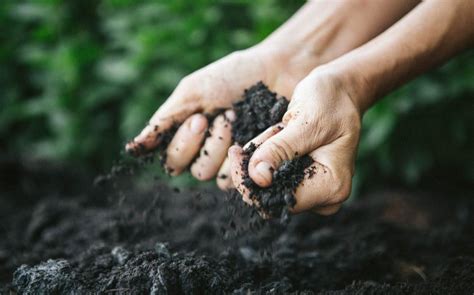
[13,249,229,294]
[125,82,286,174]
[1,161,473,293]
[154,123,181,168]
[240,143,314,221]
[232,82,288,145]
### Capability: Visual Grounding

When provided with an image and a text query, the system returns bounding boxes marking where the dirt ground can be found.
[1,159,473,294]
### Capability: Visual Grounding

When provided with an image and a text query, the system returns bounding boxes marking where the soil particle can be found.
[13,259,78,294]
[14,247,229,294]
[1,160,474,294]
[240,143,314,220]
[154,123,180,168]
[125,82,287,175]
[231,82,288,145]
[145,110,224,173]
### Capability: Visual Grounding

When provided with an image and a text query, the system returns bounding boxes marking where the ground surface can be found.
[1,159,473,294]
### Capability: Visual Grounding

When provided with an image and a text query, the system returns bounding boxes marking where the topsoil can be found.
[1,159,474,294]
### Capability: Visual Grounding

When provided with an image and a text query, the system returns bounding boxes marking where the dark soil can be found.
[231,82,288,145]
[154,123,181,168]
[240,143,314,220]
[128,81,288,177]
[1,159,474,294]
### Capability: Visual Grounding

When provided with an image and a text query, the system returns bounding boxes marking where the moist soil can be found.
[231,82,288,145]
[1,84,473,293]
[1,159,474,294]
[129,81,287,174]
[126,82,303,220]
[240,143,314,220]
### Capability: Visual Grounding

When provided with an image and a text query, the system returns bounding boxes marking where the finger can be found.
[191,110,235,180]
[248,122,310,188]
[216,158,234,191]
[312,204,342,216]
[228,145,253,205]
[125,86,201,155]
[290,134,357,214]
[216,122,284,191]
[242,122,286,150]
[165,114,208,175]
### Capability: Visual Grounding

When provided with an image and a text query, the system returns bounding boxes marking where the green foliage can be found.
[1,0,299,169]
[1,0,472,191]
[355,52,474,192]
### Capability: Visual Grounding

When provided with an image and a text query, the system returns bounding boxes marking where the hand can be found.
[228,69,362,215]
[125,0,418,191]
[125,45,318,189]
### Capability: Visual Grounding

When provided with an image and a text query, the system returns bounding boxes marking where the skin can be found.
[126,0,418,190]
[229,0,474,215]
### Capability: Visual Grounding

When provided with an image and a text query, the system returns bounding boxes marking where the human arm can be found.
[229,0,474,214]
[125,0,419,189]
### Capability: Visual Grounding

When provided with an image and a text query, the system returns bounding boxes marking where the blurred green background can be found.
[1,0,473,194]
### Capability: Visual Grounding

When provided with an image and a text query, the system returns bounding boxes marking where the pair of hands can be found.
[126,46,362,215]
[126,0,474,216]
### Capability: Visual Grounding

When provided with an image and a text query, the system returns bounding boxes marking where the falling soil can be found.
[240,143,314,220]
[1,159,474,294]
[231,82,288,145]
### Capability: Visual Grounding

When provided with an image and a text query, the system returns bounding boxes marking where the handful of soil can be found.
[240,143,314,222]
[128,81,289,174]
[231,82,288,145]
[231,82,313,221]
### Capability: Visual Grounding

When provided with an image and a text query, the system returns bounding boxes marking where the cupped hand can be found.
[228,69,362,215]
[126,45,317,189]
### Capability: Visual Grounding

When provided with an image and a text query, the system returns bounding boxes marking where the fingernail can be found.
[190,115,206,134]
[225,110,236,121]
[134,125,153,142]
[255,162,273,184]
[228,145,241,158]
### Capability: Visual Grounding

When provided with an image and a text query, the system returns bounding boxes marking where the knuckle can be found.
[175,75,197,97]
[267,138,294,163]
[315,204,342,216]
[292,81,306,97]
[178,75,192,88]
[332,171,352,203]
[282,110,295,124]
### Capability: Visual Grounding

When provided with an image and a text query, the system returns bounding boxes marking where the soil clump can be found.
[231,82,288,145]
[240,143,314,220]
[1,160,473,294]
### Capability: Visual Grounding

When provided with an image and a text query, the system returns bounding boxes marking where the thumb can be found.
[248,122,311,187]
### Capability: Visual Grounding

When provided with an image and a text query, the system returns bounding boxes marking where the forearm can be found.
[327,0,474,112]
[256,0,420,70]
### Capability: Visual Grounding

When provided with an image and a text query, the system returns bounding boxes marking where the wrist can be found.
[309,63,376,115]
[252,40,324,83]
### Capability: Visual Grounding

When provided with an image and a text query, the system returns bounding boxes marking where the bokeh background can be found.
[1,0,473,195]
